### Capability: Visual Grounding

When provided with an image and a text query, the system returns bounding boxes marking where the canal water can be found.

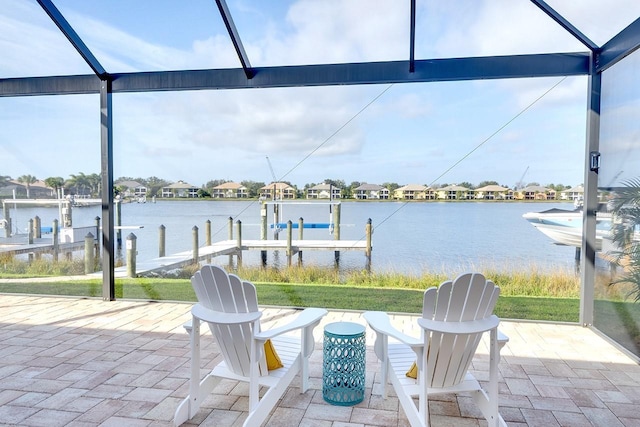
[2,200,581,275]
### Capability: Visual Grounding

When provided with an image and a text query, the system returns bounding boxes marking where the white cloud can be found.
[272,0,409,65]
[64,12,240,72]
[383,92,433,119]
[418,0,583,59]
[0,0,92,77]
[545,0,640,46]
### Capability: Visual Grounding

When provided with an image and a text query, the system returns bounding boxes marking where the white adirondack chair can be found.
[174,265,327,427]
[363,272,508,427]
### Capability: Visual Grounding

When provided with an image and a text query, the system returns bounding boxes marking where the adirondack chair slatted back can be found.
[191,265,263,377]
[422,272,500,388]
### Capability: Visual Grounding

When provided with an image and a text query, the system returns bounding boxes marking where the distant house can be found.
[353,184,389,200]
[116,180,148,199]
[560,185,584,201]
[393,184,434,200]
[474,185,513,200]
[306,183,342,199]
[161,180,199,198]
[436,185,473,200]
[211,182,248,198]
[259,182,296,200]
[518,185,556,200]
[5,179,52,198]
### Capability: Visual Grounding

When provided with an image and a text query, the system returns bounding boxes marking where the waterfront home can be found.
[3,179,53,199]
[393,184,435,200]
[474,184,513,200]
[259,182,297,199]
[353,183,389,200]
[436,184,474,200]
[161,180,199,198]
[306,183,342,199]
[517,185,556,200]
[560,185,584,201]
[115,180,148,199]
[211,181,248,198]
[0,183,18,198]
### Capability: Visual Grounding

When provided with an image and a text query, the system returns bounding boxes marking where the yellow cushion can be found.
[406,361,418,379]
[264,339,283,370]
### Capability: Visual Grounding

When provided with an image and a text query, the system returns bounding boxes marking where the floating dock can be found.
[1,201,373,278]
[0,236,371,279]
[118,237,371,277]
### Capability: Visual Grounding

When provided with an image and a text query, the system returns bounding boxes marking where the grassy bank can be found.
[233,265,581,298]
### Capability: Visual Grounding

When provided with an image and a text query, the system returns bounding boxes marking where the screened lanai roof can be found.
[1,1,640,307]
[2,0,640,88]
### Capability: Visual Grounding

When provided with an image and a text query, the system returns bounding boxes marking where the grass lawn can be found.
[0,278,580,323]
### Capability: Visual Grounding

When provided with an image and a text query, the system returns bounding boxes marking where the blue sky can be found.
[1,0,639,189]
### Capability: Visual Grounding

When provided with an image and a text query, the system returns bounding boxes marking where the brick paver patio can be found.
[1,294,639,426]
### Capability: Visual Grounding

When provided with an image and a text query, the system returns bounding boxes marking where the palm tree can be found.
[67,172,90,196]
[44,176,65,198]
[17,174,37,198]
[609,177,640,300]
[87,173,101,197]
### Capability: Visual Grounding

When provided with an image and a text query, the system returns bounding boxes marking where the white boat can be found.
[522,208,611,251]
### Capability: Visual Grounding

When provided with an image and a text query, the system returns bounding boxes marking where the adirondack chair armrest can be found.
[363,311,422,347]
[498,329,509,351]
[417,314,500,335]
[254,307,328,342]
[191,303,263,324]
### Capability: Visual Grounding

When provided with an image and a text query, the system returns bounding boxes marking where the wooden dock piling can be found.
[236,220,242,267]
[85,233,94,274]
[298,217,304,265]
[366,218,372,257]
[34,216,41,239]
[333,203,341,263]
[365,218,373,271]
[126,233,137,277]
[273,203,280,240]
[287,220,293,266]
[205,220,212,263]
[229,217,235,266]
[28,219,33,245]
[33,217,41,259]
[192,226,199,264]
[159,225,166,257]
[94,217,101,257]
[52,219,59,261]
[260,204,268,265]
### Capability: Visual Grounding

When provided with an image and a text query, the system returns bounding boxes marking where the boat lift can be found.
[263,199,341,235]
[263,156,342,238]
